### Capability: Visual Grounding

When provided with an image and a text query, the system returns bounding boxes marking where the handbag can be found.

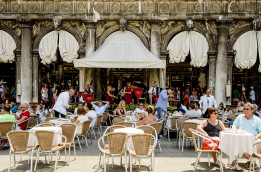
[202,138,220,150]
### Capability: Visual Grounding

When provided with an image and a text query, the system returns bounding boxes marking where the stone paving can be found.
[0,134,255,172]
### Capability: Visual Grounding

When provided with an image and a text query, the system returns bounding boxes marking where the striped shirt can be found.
[155,90,168,112]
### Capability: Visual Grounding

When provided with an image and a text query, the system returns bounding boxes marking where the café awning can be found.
[73,31,166,68]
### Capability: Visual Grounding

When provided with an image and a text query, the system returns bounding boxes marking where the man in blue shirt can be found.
[155,88,174,135]
[233,102,261,169]
[91,100,109,116]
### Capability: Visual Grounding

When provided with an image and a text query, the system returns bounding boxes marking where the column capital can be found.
[17,18,32,28]
[216,19,233,29]
[82,21,96,29]
[149,20,162,28]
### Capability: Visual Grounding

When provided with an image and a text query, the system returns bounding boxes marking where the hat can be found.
[146,105,155,114]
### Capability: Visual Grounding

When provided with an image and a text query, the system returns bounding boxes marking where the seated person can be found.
[197,107,225,166]
[134,103,145,113]
[194,102,202,116]
[115,100,130,117]
[0,105,15,148]
[0,105,15,122]
[184,103,201,118]
[173,103,186,114]
[233,101,244,115]
[13,103,30,130]
[85,103,97,127]
[217,102,228,112]
[74,102,85,115]
[136,106,157,126]
[10,99,18,113]
[72,107,89,135]
[91,100,109,116]
[233,102,261,169]
[35,103,48,123]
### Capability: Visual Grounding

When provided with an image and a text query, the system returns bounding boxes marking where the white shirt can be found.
[134,108,145,113]
[53,91,70,115]
[74,107,86,115]
[184,109,201,118]
[76,115,89,135]
[199,95,218,114]
[148,86,159,95]
[86,110,97,127]
[250,90,255,100]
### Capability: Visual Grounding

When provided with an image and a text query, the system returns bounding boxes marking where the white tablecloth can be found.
[185,119,203,125]
[166,116,181,128]
[114,127,144,149]
[49,119,71,126]
[219,131,255,164]
[28,127,62,147]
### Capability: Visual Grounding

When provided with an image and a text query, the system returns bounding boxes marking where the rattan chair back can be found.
[188,117,199,119]
[60,123,77,143]
[0,122,14,137]
[109,125,126,132]
[177,118,187,131]
[82,120,91,135]
[169,118,178,129]
[26,116,37,129]
[118,122,134,127]
[107,132,127,154]
[113,117,125,125]
[46,117,57,122]
[183,122,197,137]
[7,131,29,152]
[95,116,102,128]
[39,122,54,127]
[150,122,163,136]
[35,130,54,151]
[101,112,109,122]
[136,125,156,136]
[131,134,152,155]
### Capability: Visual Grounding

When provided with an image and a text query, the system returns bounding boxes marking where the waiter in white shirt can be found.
[199,89,217,116]
[53,89,75,118]
[148,81,160,104]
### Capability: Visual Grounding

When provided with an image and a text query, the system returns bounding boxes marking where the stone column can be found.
[215,19,231,105]
[150,22,161,89]
[226,55,233,105]
[94,68,102,100]
[82,22,96,92]
[32,52,39,103]
[20,21,33,104]
[208,55,216,94]
[16,53,21,103]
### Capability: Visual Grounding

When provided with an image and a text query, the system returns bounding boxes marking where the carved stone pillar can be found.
[82,22,96,92]
[150,22,161,90]
[16,52,21,103]
[215,19,231,105]
[226,55,233,105]
[21,21,33,104]
[208,55,216,94]
[32,52,39,103]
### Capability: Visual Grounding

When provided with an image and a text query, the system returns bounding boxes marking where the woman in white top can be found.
[72,107,89,135]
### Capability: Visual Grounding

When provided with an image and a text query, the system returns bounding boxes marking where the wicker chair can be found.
[90,116,103,140]
[249,140,261,172]
[223,122,229,128]
[165,117,179,142]
[150,122,163,152]
[38,122,54,127]
[189,129,223,172]
[34,130,67,172]
[101,112,109,128]
[182,122,198,152]
[188,116,200,119]
[7,131,36,172]
[60,123,77,163]
[26,116,38,129]
[113,116,125,125]
[177,118,187,149]
[118,122,135,128]
[128,134,157,172]
[103,125,126,135]
[98,132,128,172]
[75,120,91,151]
[45,117,57,122]
[136,125,157,137]
[0,122,14,139]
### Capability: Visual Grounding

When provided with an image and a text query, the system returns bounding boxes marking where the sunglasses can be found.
[238,110,244,112]
[214,112,218,115]
[244,108,251,111]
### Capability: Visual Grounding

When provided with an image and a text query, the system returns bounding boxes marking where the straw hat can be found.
[146,105,155,114]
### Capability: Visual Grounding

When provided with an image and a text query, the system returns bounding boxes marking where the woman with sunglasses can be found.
[197,107,226,166]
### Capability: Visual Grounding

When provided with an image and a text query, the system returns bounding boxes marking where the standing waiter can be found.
[53,89,75,118]
[148,81,161,104]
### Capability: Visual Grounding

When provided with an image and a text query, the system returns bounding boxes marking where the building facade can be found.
[0,0,260,105]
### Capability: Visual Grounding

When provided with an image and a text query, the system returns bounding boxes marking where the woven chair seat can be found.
[100,148,125,155]
[129,148,153,156]
[59,141,75,148]
[48,145,65,152]
[11,147,34,153]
